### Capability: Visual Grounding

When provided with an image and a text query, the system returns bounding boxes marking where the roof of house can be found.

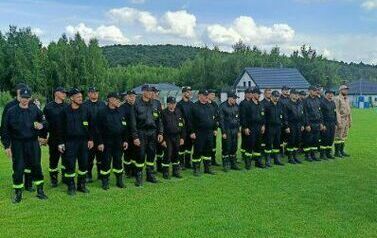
[233,67,310,89]
[132,83,181,94]
[348,79,377,95]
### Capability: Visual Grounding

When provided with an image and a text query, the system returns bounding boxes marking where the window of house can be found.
[248,81,251,87]
[243,82,246,87]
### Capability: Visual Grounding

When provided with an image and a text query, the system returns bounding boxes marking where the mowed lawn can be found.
[0,109,376,238]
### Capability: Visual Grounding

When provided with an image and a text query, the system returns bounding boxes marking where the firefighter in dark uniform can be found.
[284,89,305,164]
[219,92,240,172]
[260,88,272,153]
[279,86,290,156]
[83,86,106,182]
[2,87,48,203]
[207,89,220,166]
[264,91,284,167]
[302,85,324,162]
[58,88,94,195]
[299,91,307,102]
[151,86,164,173]
[177,86,194,170]
[130,85,164,186]
[43,87,67,187]
[239,88,253,166]
[120,90,136,178]
[97,92,129,190]
[1,83,35,192]
[241,87,265,169]
[190,90,217,176]
[319,89,337,160]
[160,96,185,179]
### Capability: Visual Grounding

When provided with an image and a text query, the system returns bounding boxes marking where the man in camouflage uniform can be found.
[334,85,352,158]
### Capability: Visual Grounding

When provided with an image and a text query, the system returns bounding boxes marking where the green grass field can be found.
[0,109,376,237]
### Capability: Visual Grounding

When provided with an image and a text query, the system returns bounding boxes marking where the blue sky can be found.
[1,0,377,63]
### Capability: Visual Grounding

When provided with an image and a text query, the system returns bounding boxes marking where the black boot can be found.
[320,149,327,160]
[326,148,334,159]
[124,164,132,178]
[162,166,170,180]
[115,173,125,188]
[311,150,320,161]
[61,168,67,185]
[172,164,182,178]
[293,151,302,164]
[245,156,252,170]
[340,143,350,157]
[50,172,58,188]
[146,166,158,183]
[255,157,265,168]
[179,153,186,170]
[211,153,220,166]
[193,162,200,177]
[77,175,89,193]
[67,178,76,196]
[305,152,313,162]
[24,173,34,192]
[185,153,192,169]
[273,153,284,166]
[204,160,216,175]
[36,184,48,200]
[222,156,230,172]
[134,170,143,187]
[287,151,296,164]
[86,171,93,183]
[12,188,22,204]
[102,177,110,190]
[156,157,163,173]
[265,154,272,168]
[96,164,102,180]
[230,155,241,170]
[334,144,343,158]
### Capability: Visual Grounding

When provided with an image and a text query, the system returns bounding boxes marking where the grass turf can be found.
[0,109,376,237]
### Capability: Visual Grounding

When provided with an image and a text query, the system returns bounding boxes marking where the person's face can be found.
[264,90,272,99]
[20,97,30,106]
[228,97,236,105]
[55,91,66,101]
[127,94,136,105]
[245,92,252,100]
[143,90,152,99]
[290,93,298,101]
[109,97,121,108]
[167,102,176,111]
[271,96,279,103]
[282,89,289,96]
[88,91,99,101]
[253,93,260,100]
[183,90,192,99]
[326,93,334,100]
[341,89,348,96]
[309,90,316,97]
[208,93,216,101]
[199,94,208,103]
[71,93,83,105]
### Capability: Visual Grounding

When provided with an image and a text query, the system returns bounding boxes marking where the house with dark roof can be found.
[347,79,377,108]
[223,67,310,102]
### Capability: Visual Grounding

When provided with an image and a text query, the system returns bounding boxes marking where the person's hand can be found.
[88,141,94,149]
[123,142,128,150]
[58,144,65,153]
[301,126,305,132]
[39,138,48,146]
[34,122,43,130]
[222,133,227,139]
[98,144,104,152]
[305,126,311,132]
[161,141,167,148]
[285,128,291,134]
[244,128,251,136]
[213,130,217,137]
[134,138,141,147]
[179,138,184,145]
[5,148,12,158]
[261,125,265,134]
[157,134,164,143]
[237,132,241,138]
[190,133,196,140]
[320,124,326,131]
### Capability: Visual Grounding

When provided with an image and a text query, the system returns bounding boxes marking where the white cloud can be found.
[130,0,145,4]
[107,7,197,38]
[361,0,377,10]
[31,27,44,36]
[65,23,130,45]
[206,16,295,47]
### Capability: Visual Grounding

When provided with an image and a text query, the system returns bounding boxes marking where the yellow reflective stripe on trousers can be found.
[13,184,24,189]
[100,169,111,175]
[145,162,155,166]
[264,150,272,154]
[310,147,318,151]
[49,167,59,172]
[161,163,170,167]
[240,149,246,153]
[245,152,253,157]
[123,159,132,165]
[191,158,202,163]
[134,162,145,168]
[113,168,123,174]
[286,148,294,152]
[172,162,180,165]
[178,152,185,155]
[34,180,44,186]
[303,148,311,152]
[65,173,76,178]
[201,156,211,161]
[253,153,261,157]
[77,170,88,175]
[272,149,280,153]
[24,169,31,173]
[320,146,327,150]
[185,150,192,154]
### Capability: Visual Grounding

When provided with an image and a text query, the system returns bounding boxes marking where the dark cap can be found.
[167,96,176,104]
[271,90,280,98]
[227,92,239,99]
[16,83,27,91]
[53,86,66,94]
[19,87,32,98]
[182,86,192,93]
[325,89,335,94]
[299,90,307,96]
[141,84,153,91]
[127,90,136,95]
[290,89,299,95]
[208,89,216,94]
[282,85,290,91]
[107,92,120,99]
[68,88,84,97]
[151,86,159,93]
[245,87,253,94]
[88,86,99,93]
[308,85,317,91]
[251,87,261,94]
[198,89,209,96]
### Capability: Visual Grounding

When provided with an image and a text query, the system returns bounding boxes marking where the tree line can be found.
[1,26,377,104]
